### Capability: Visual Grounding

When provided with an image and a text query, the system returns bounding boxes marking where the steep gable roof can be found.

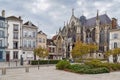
[38,30,47,36]
[23,21,37,28]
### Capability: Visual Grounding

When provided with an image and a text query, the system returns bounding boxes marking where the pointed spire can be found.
[72,8,74,16]
[59,27,61,32]
[96,10,99,20]
[64,21,65,26]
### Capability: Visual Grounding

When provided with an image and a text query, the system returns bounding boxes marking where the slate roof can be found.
[24,21,37,28]
[38,30,47,36]
[84,14,111,27]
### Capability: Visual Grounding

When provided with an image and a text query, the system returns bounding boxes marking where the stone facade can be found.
[53,9,118,59]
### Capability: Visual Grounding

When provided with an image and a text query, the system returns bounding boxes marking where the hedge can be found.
[31,60,61,65]
[56,60,110,74]
[67,64,110,74]
[84,59,120,71]
[56,60,70,70]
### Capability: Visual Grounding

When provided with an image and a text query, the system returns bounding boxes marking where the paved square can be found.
[0,66,120,80]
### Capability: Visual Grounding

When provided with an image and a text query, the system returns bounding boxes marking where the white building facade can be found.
[22,21,38,60]
[109,29,120,63]
[6,16,23,61]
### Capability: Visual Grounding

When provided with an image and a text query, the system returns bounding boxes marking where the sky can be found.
[0,0,120,38]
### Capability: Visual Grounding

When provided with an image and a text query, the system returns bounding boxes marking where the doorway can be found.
[6,51,10,62]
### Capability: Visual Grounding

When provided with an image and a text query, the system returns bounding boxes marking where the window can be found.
[43,39,45,43]
[33,41,35,48]
[114,42,117,48]
[13,41,18,49]
[39,38,42,43]
[13,24,19,31]
[0,40,2,47]
[0,30,4,37]
[0,21,4,27]
[23,52,25,54]
[13,32,18,39]
[23,40,27,47]
[28,40,31,47]
[23,31,27,37]
[0,51,3,59]
[33,32,36,38]
[29,32,32,37]
[13,51,18,59]
[113,33,118,39]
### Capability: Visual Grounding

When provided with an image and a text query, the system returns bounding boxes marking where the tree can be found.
[88,43,98,57]
[105,48,120,63]
[34,46,49,60]
[71,41,89,61]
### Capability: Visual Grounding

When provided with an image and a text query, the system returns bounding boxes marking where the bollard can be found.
[2,68,6,75]
[25,66,29,72]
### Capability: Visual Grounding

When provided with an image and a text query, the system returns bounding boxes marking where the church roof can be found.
[85,14,111,27]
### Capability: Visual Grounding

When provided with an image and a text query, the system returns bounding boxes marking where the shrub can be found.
[83,67,110,74]
[31,60,60,65]
[68,64,92,73]
[56,60,70,70]
[85,59,102,67]
[67,64,110,74]
[85,59,120,71]
[108,63,120,71]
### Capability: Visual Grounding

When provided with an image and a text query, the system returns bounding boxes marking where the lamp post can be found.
[38,59,40,70]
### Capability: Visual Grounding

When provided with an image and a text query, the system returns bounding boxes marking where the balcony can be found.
[13,37,18,39]
[0,46,6,49]
[13,47,18,49]
[13,28,18,31]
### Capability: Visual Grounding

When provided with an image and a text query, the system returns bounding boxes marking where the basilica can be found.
[52,9,118,59]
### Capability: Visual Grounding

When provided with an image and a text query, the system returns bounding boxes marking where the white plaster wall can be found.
[109,30,120,63]
[109,55,113,63]
[7,20,22,60]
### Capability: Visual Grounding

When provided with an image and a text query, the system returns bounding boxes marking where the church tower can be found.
[95,10,100,45]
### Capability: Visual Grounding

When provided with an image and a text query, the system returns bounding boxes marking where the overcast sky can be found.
[0,0,120,38]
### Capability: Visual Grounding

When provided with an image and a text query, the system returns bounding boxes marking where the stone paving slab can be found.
[0,66,120,80]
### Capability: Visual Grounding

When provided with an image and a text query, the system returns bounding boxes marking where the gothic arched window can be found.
[100,28,105,43]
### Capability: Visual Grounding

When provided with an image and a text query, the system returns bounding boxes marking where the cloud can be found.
[0,0,120,38]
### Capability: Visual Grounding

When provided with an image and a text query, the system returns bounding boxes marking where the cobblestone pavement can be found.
[0,61,28,68]
[0,66,120,80]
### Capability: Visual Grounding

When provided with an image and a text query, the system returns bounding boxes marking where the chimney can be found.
[18,16,21,20]
[112,18,117,29]
[1,10,5,17]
